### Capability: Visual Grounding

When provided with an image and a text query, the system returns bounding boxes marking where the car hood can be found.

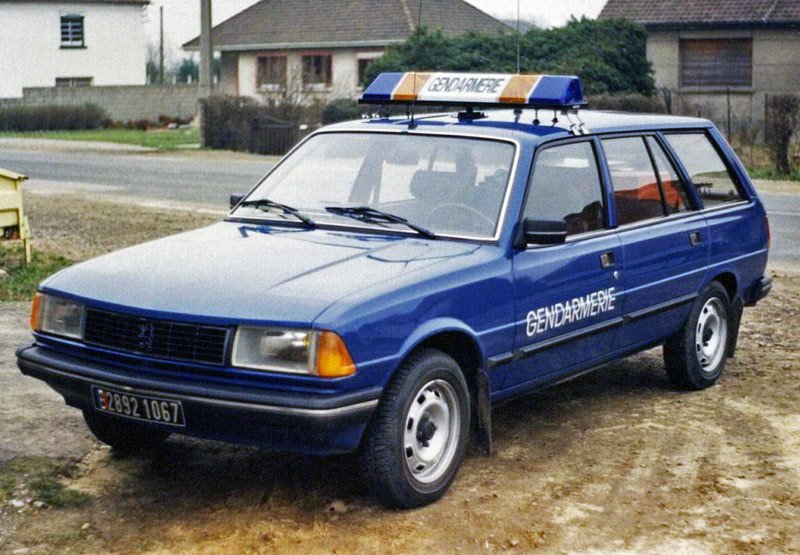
[42,222,485,325]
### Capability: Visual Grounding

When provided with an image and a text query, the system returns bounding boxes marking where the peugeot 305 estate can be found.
[18,73,771,508]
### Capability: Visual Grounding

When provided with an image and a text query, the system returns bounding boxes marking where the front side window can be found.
[60,15,85,48]
[257,56,287,90]
[233,133,516,239]
[524,141,605,236]
[665,133,743,207]
[302,55,332,87]
[603,137,667,226]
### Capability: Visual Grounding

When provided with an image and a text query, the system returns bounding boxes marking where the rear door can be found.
[600,134,709,350]
[505,139,623,390]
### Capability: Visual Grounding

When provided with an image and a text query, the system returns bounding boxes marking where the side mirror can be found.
[520,218,568,246]
[230,193,245,209]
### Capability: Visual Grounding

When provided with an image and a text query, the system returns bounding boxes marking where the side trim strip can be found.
[487,293,698,369]
[518,317,624,357]
[623,293,697,323]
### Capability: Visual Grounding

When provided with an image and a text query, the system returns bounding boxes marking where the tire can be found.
[83,410,170,453]
[664,281,731,390]
[360,348,470,509]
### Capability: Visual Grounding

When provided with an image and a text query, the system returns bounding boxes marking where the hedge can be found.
[0,104,107,131]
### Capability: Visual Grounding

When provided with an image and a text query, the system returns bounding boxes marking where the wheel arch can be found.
[394,320,493,455]
[710,270,738,300]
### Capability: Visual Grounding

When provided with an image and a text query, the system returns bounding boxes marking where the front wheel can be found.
[360,348,470,508]
[664,282,731,390]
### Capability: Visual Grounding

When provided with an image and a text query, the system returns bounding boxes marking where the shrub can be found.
[588,94,665,114]
[322,98,363,124]
[0,103,107,131]
[765,94,800,175]
[365,19,655,96]
[200,96,301,155]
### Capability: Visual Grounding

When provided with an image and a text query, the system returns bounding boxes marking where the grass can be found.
[746,165,800,182]
[0,244,72,301]
[0,127,200,150]
[0,456,90,508]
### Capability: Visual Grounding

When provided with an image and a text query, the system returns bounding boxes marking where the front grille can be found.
[83,308,230,366]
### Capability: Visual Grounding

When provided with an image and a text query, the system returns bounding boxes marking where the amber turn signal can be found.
[30,292,42,331]
[315,331,356,378]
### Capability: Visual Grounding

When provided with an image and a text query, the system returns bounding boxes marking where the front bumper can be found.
[17,344,380,455]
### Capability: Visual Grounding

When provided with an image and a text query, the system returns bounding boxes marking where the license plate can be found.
[92,386,185,427]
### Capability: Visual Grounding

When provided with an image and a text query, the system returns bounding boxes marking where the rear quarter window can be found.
[664,133,744,208]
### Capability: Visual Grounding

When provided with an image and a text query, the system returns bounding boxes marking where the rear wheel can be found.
[360,348,470,508]
[664,282,731,390]
[83,410,170,453]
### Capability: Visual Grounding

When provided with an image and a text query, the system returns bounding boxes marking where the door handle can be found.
[689,231,702,246]
[600,252,616,269]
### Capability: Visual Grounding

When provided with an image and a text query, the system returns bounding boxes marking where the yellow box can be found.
[0,168,31,265]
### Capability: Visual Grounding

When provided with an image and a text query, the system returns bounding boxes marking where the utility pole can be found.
[159,5,165,85]
[199,0,213,96]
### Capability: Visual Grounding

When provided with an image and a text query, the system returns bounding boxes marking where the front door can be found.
[505,139,623,390]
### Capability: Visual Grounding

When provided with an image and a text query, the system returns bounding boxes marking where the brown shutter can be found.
[680,39,752,87]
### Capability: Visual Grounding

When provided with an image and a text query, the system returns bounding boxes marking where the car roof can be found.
[322,109,712,146]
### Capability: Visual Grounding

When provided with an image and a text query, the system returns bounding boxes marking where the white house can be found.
[0,0,149,99]
[183,0,509,102]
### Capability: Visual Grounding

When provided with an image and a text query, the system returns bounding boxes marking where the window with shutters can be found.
[55,77,93,88]
[302,55,333,88]
[61,15,85,48]
[257,56,287,91]
[680,39,752,87]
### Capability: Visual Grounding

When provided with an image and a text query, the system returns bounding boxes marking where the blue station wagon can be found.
[17,73,771,508]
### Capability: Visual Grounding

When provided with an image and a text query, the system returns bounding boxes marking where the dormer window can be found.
[61,15,85,48]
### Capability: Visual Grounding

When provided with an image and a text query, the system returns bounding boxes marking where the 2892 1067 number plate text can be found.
[91,386,185,427]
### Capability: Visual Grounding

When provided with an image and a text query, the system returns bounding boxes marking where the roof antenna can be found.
[516,0,521,74]
[409,0,424,129]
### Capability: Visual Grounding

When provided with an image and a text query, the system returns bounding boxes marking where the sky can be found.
[145,0,607,64]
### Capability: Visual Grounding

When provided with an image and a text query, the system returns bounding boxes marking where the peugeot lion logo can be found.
[136,321,155,352]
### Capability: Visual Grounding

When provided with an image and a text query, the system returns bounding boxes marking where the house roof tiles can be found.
[184,0,510,50]
[599,0,800,27]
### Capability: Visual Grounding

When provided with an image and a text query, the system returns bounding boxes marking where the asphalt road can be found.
[0,147,796,262]
[0,148,272,208]
[760,192,800,264]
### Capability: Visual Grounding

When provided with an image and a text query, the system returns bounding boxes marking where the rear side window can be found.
[646,137,690,214]
[664,133,743,207]
[524,141,605,236]
[602,137,666,226]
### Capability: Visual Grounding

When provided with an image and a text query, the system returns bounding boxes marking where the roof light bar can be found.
[360,72,585,110]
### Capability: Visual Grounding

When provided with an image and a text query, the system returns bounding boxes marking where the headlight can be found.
[31,292,85,340]
[232,327,356,378]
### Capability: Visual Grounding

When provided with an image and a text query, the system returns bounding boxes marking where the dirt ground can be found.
[1,191,799,554]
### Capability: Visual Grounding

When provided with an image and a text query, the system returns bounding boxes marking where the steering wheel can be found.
[426,203,496,235]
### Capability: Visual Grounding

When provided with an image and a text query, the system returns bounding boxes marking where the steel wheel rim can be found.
[403,379,461,484]
[695,297,728,372]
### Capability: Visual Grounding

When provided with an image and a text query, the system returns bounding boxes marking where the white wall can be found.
[234,48,384,102]
[0,2,148,98]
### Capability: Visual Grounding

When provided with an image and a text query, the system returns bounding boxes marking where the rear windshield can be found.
[234,132,516,239]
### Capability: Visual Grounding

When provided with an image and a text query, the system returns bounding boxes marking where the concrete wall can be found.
[0,85,202,122]
[647,28,800,137]
[231,48,384,103]
[0,2,148,99]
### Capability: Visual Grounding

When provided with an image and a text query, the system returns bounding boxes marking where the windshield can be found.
[232,132,516,239]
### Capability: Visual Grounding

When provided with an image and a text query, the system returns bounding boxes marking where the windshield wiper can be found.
[325,206,437,239]
[238,198,316,228]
